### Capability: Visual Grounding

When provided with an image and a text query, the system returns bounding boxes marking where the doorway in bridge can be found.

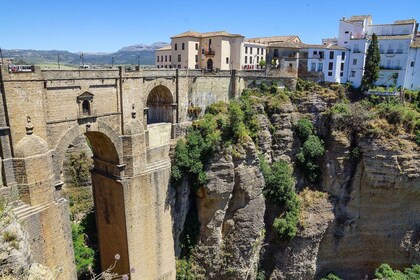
[146,85,173,124]
[61,132,129,279]
[207,58,213,71]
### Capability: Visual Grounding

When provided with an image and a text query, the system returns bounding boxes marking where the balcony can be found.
[380,66,402,70]
[204,49,215,56]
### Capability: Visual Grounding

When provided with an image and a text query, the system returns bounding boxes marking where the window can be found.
[250,56,252,64]
[340,72,343,77]
[178,64,181,68]
[319,51,324,59]
[341,52,345,60]
[165,55,167,62]
[274,49,279,57]
[226,57,229,64]
[165,65,167,69]
[195,55,198,63]
[157,56,159,62]
[317,63,323,72]
[328,62,333,70]
[350,71,355,77]
[340,63,344,71]
[257,48,260,55]
[328,71,332,76]
[345,31,349,34]
[329,51,334,59]
[353,44,359,53]
[175,44,178,51]
[195,64,199,69]
[82,100,90,116]
[245,47,248,54]
[161,56,163,62]
[182,43,185,50]
[195,43,198,50]
[157,65,159,69]
[169,55,171,62]
[261,49,264,55]
[311,62,316,71]
[250,47,253,54]
[344,41,348,44]
[178,54,181,62]
[353,59,357,65]
[411,61,415,67]
[257,57,259,63]
[202,49,204,54]
[313,51,318,55]
[245,56,248,64]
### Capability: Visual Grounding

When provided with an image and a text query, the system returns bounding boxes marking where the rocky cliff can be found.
[172,83,420,280]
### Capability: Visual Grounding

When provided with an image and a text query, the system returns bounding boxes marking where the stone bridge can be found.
[0,66,295,279]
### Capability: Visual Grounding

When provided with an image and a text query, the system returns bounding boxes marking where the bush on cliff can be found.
[320,273,342,280]
[294,118,313,142]
[260,158,300,239]
[296,135,325,183]
[375,263,420,280]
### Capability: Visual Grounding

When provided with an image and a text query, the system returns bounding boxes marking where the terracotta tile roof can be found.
[171,31,202,38]
[266,41,305,48]
[394,19,416,25]
[348,15,372,22]
[156,45,171,51]
[171,30,243,39]
[376,35,413,40]
[246,35,301,44]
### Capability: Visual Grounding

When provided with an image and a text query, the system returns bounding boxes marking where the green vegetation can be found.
[72,223,95,277]
[361,33,381,91]
[320,272,342,280]
[293,116,326,184]
[260,158,300,239]
[375,263,420,280]
[68,152,92,187]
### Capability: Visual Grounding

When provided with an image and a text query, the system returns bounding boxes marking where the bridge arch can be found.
[53,123,129,275]
[146,85,174,124]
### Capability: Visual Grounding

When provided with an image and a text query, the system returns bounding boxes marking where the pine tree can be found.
[361,33,380,91]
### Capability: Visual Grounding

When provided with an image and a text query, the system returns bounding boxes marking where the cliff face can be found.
[173,91,420,279]
[193,141,266,279]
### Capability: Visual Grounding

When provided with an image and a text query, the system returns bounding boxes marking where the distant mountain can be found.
[2,42,169,66]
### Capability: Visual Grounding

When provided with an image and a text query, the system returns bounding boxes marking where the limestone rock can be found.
[195,141,266,279]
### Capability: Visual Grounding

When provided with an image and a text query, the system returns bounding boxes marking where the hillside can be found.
[2,42,168,67]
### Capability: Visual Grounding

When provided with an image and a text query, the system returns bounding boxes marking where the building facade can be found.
[338,15,420,89]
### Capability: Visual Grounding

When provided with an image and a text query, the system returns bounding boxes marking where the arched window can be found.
[82,100,91,116]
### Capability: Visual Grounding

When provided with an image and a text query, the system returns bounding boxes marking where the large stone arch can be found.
[51,122,129,275]
[52,121,123,185]
[146,85,174,124]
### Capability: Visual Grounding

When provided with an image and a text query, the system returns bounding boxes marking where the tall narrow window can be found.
[178,54,181,62]
[250,47,253,54]
[157,56,159,62]
[182,43,185,50]
[245,47,248,54]
[226,57,229,64]
[195,55,198,62]
[82,100,90,116]
[175,44,178,51]
[328,62,333,70]
[245,56,248,64]
[341,52,345,60]
[195,43,198,50]
[329,51,334,59]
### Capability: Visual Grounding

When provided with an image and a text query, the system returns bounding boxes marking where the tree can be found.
[361,33,380,92]
[259,59,266,68]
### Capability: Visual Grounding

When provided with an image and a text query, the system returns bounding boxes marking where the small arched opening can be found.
[146,85,173,124]
[207,59,213,71]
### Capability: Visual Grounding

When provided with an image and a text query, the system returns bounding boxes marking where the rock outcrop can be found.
[194,141,266,279]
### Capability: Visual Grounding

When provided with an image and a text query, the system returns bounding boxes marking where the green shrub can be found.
[297,135,325,183]
[72,223,94,277]
[415,130,420,146]
[176,258,197,280]
[294,119,313,141]
[260,158,300,239]
[67,152,92,187]
[320,272,342,280]
[375,263,420,280]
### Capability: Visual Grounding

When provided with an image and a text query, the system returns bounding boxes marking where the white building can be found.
[155,46,172,69]
[306,45,349,83]
[338,15,420,89]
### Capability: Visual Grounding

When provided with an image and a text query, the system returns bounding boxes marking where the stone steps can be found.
[13,201,54,222]
[146,159,171,173]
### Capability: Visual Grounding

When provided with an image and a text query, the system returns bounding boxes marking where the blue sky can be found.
[1,0,419,52]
